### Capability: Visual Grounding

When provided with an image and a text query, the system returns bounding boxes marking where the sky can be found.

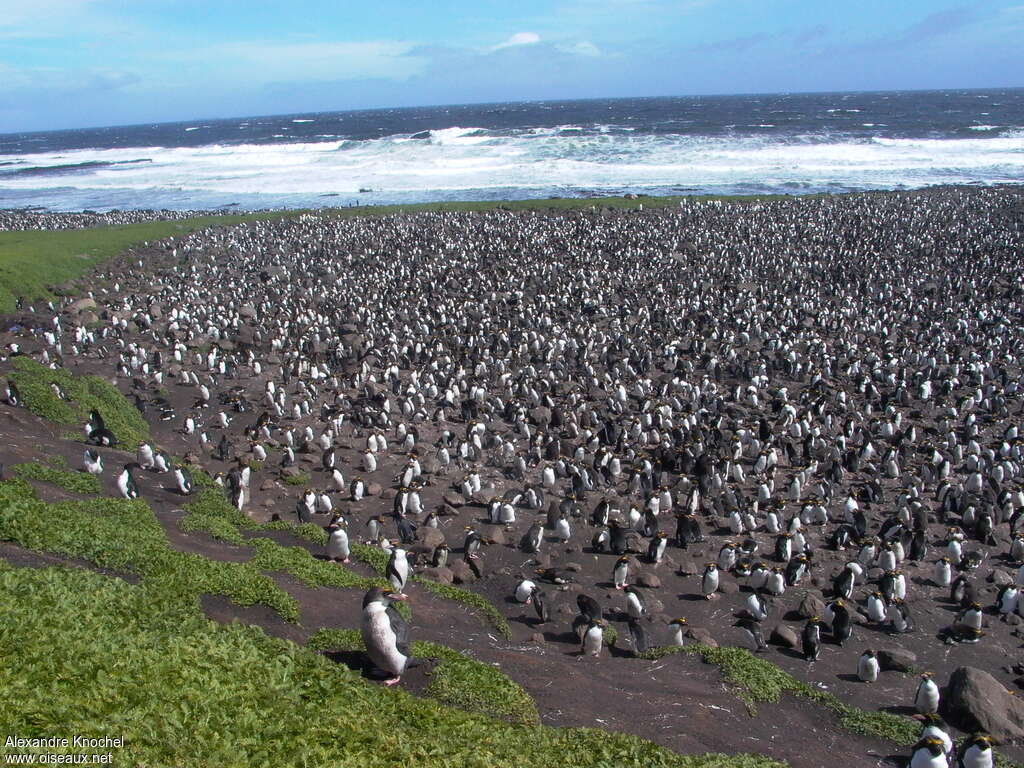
[0,0,1022,133]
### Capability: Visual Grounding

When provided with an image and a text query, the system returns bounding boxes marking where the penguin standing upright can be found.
[360,587,410,686]
[734,618,768,652]
[83,448,103,475]
[386,544,411,597]
[915,673,940,714]
[668,617,688,646]
[957,733,994,768]
[802,617,821,661]
[909,738,949,768]
[624,585,646,619]
[858,649,879,682]
[174,465,193,496]
[831,599,852,646]
[613,556,630,590]
[117,463,141,499]
[627,617,648,656]
[523,520,543,553]
[514,578,537,604]
[531,586,550,624]
[701,563,720,599]
[327,517,350,563]
[581,619,605,658]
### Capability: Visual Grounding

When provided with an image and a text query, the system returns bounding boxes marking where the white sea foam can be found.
[2,127,1023,210]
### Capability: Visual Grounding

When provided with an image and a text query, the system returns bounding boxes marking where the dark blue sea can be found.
[1,89,1022,212]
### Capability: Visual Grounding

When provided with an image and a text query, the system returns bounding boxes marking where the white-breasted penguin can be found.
[361,587,410,686]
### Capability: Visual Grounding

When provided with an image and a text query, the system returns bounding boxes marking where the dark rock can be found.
[685,627,718,648]
[636,572,661,588]
[878,648,917,673]
[417,528,445,549]
[449,560,476,584]
[989,569,1014,587]
[418,566,453,585]
[565,562,583,573]
[484,527,507,546]
[771,625,799,649]
[442,492,464,508]
[943,666,1024,743]
[797,593,827,619]
[530,632,546,644]
[719,580,739,595]
[437,503,459,517]
[380,489,395,500]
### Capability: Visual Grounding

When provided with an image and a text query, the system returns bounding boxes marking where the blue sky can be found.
[0,0,1021,132]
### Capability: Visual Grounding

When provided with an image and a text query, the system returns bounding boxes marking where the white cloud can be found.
[558,40,601,57]
[493,32,541,50]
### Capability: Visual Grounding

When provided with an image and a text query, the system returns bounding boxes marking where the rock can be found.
[685,627,718,648]
[530,633,546,644]
[530,406,552,427]
[878,648,917,673]
[281,466,304,479]
[556,604,575,616]
[646,599,664,614]
[1006,613,1022,627]
[436,503,459,517]
[417,528,446,549]
[944,666,1024,743]
[636,572,661,588]
[366,482,382,497]
[449,560,477,584]
[797,592,827,619]
[661,554,678,570]
[718,580,738,595]
[421,457,441,475]
[565,562,583,573]
[989,569,1014,587]
[564,544,582,554]
[533,554,551,568]
[771,625,799,649]
[418,566,453,585]
[239,304,257,319]
[69,297,98,313]
[563,583,583,593]
[259,480,277,492]
[380,489,395,500]
[677,559,699,576]
[443,492,464,508]
[484,527,507,546]
[79,311,99,325]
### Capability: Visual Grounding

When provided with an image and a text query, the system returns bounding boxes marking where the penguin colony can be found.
[2,186,1024,766]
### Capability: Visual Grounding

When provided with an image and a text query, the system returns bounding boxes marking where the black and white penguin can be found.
[802,617,822,661]
[957,733,994,768]
[174,465,193,496]
[327,517,350,563]
[606,552,630,590]
[385,544,411,597]
[858,649,879,682]
[350,476,365,502]
[915,673,940,714]
[117,463,141,499]
[831,598,852,646]
[523,520,544,553]
[514,578,537,604]
[581,619,605,658]
[733,618,767,652]
[627,617,648,656]
[746,589,770,622]
[909,737,949,768]
[431,544,449,568]
[360,587,410,686]
[889,599,914,634]
[83,448,103,475]
[668,617,688,646]
[701,562,720,599]
[624,585,646,619]
[577,594,602,623]
[918,713,953,759]
[647,531,668,564]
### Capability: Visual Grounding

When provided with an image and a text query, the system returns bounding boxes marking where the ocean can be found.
[1,89,1022,212]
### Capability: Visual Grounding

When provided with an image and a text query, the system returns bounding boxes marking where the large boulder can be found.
[943,666,1024,743]
[878,648,917,673]
[416,528,446,550]
[69,297,98,313]
[770,625,799,649]
[797,592,827,620]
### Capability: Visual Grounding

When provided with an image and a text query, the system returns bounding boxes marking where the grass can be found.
[0,477,299,621]
[281,471,310,486]
[350,543,512,640]
[7,356,150,446]
[0,212,290,312]
[0,561,782,767]
[11,461,102,495]
[307,629,539,725]
[639,644,919,745]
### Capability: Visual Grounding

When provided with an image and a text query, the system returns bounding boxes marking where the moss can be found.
[350,543,511,640]
[307,630,538,724]
[12,462,102,495]
[8,357,150,446]
[641,644,919,746]
[281,471,310,486]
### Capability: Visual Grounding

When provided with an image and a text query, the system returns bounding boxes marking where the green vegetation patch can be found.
[640,644,918,745]
[11,461,102,495]
[309,628,537,725]
[350,543,511,640]
[0,563,781,768]
[0,477,298,621]
[281,470,310,486]
[7,357,150,446]
[0,213,289,312]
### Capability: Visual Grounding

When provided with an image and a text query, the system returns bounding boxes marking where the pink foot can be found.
[382,677,401,686]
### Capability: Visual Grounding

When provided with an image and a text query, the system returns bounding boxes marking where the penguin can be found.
[523,520,543,553]
[909,737,949,768]
[867,591,889,623]
[624,585,646,619]
[431,544,449,568]
[627,617,648,656]
[831,599,852,646]
[918,714,953,759]
[327,518,350,563]
[83,448,103,475]
[350,476,365,502]
[934,558,953,588]
[514,578,537,604]
[889,599,914,634]
[360,587,410,686]
[581,619,605,658]
[647,531,668,564]
[858,649,879,682]
[996,584,1018,615]
[701,562,720,599]
[957,601,983,630]
[915,673,940,714]
[117,463,141,499]
[746,589,770,622]
[613,556,630,590]
[137,443,155,470]
[802,617,822,661]
[734,618,767,652]
[668,617,688,646]
[385,544,411,597]
[531,586,550,624]
[957,733,994,768]
[174,465,193,496]
[577,593,603,623]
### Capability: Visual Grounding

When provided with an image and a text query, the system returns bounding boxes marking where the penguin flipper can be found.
[386,605,412,658]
